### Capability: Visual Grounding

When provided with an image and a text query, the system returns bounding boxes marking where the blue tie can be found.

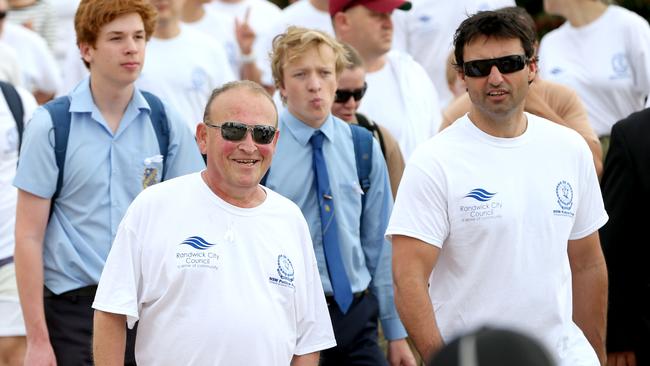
[310,131,353,314]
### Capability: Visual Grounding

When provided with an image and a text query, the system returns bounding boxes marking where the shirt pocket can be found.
[136,156,163,190]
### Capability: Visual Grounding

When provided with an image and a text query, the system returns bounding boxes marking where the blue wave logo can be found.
[180,236,216,250]
[464,188,497,202]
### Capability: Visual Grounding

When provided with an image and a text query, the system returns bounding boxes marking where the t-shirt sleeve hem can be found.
[92,302,139,323]
[294,340,337,356]
[385,228,443,248]
[569,213,609,240]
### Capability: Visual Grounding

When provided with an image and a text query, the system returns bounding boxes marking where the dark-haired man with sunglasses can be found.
[388,9,608,366]
[266,27,415,366]
[93,80,336,365]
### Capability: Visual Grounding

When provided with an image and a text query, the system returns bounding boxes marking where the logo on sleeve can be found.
[176,236,220,270]
[553,181,575,217]
[269,254,295,289]
[460,188,502,222]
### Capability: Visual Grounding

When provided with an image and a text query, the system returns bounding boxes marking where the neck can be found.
[565,1,608,27]
[181,3,206,23]
[89,75,134,129]
[309,0,329,13]
[154,19,181,39]
[201,170,266,208]
[363,54,386,73]
[467,107,527,138]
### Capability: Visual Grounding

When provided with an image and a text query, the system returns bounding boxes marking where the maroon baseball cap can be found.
[329,0,412,16]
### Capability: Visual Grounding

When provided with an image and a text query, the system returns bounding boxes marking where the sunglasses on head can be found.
[463,55,528,77]
[205,121,277,144]
[334,82,368,103]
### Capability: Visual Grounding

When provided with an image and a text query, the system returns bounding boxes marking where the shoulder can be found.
[528,113,586,146]
[136,173,199,204]
[609,5,649,26]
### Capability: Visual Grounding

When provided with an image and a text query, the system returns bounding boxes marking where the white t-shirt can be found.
[387,113,608,366]
[136,26,236,129]
[93,173,336,365]
[539,5,650,137]
[392,0,515,109]
[183,8,239,78]
[0,22,62,95]
[0,85,37,259]
[0,44,22,86]
[357,50,441,160]
[257,0,334,86]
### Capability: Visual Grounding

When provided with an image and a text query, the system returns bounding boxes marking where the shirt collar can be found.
[280,108,336,146]
[69,76,150,115]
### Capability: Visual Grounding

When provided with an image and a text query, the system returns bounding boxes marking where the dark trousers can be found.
[320,291,388,366]
[43,286,137,365]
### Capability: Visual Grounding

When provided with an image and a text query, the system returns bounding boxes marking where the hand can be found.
[235,7,256,56]
[387,338,417,366]
[607,351,637,366]
[24,339,57,366]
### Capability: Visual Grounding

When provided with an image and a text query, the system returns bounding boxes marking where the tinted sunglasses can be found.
[0,11,6,20]
[205,121,277,144]
[463,55,528,77]
[334,82,368,103]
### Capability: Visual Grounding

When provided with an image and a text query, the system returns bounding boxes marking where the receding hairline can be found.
[205,82,278,127]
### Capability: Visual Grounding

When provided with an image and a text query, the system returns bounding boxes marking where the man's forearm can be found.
[394,278,443,361]
[573,260,608,364]
[93,311,127,366]
[291,352,319,366]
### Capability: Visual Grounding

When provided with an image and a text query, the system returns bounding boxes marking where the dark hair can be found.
[453,9,536,69]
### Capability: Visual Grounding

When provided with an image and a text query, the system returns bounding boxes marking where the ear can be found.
[527,58,538,84]
[79,42,93,65]
[195,123,208,155]
[332,12,349,35]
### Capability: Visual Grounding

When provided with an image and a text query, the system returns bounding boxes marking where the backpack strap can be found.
[43,96,72,218]
[141,91,170,181]
[349,124,373,209]
[355,113,386,159]
[0,81,24,151]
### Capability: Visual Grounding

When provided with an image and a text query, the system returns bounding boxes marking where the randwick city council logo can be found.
[269,254,295,289]
[460,188,503,222]
[554,181,575,217]
[176,236,220,270]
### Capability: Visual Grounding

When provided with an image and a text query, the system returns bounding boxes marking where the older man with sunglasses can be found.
[92,81,336,365]
[388,9,608,366]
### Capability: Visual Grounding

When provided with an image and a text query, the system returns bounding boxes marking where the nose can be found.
[487,65,504,85]
[238,131,257,153]
[343,96,357,109]
[125,36,138,54]
[307,73,322,92]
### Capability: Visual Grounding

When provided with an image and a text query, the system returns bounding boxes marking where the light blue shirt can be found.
[13,77,205,294]
[265,110,406,340]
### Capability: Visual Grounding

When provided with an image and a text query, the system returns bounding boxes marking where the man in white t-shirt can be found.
[136,0,236,129]
[387,9,608,366]
[331,0,441,160]
[93,80,336,366]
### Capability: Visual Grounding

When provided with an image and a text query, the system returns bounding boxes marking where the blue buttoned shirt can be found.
[13,77,205,294]
[265,109,406,340]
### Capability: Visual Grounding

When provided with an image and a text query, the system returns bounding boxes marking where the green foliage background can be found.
[516,0,650,37]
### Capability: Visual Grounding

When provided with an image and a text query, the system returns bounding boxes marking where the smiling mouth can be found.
[234,159,258,166]
[487,90,508,96]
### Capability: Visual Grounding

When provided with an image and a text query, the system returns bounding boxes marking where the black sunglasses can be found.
[463,55,528,77]
[0,11,7,20]
[334,82,368,103]
[204,121,277,144]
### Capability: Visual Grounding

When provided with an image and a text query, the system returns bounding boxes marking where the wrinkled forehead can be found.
[210,89,278,127]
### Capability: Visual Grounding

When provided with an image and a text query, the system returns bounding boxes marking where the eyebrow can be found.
[105,30,145,36]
